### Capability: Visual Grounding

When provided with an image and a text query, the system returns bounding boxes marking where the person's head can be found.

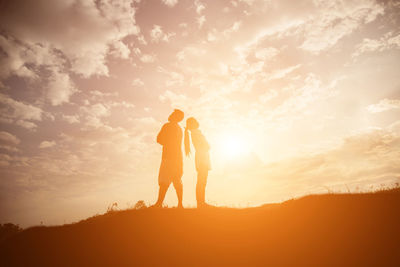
[186,117,199,130]
[184,117,200,156]
[168,109,184,123]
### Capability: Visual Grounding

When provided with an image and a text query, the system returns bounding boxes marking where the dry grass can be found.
[1,187,399,266]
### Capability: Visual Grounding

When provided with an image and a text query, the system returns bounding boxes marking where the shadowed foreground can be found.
[1,189,400,266]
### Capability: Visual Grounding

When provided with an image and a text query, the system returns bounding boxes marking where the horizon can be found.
[1,0,400,228]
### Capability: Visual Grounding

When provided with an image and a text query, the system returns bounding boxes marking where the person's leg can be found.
[196,170,208,207]
[173,179,183,208]
[153,183,169,207]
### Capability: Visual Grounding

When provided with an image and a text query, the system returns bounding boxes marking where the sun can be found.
[215,132,250,159]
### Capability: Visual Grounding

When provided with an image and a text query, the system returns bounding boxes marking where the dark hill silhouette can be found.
[1,188,400,266]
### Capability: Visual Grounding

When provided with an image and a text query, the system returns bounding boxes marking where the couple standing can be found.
[152,109,211,208]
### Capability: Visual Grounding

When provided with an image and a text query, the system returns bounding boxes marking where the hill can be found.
[1,188,400,266]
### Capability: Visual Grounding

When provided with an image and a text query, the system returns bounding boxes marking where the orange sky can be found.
[0,0,400,227]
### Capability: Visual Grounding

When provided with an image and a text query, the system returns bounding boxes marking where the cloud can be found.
[0,0,139,76]
[62,115,80,124]
[140,54,157,63]
[197,16,206,29]
[299,0,385,53]
[0,145,19,153]
[259,89,278,103]
[82,103,110,118]
[110,101,135,109]
[150,25,175,43]
[39,141,56,149]
[255,47,279,61]
[161,0,178,7]
[194,0,205,14]
[15,120,38,130]
[265,64,301,81]
[159,90,188,107]
[266,74,338,124]
[258,128,400,198]
[207,21,242,42]
[110,41,131,59]
[157,67,184,87]
[352,32,400,58]
[132,78,145,87]
[47,68,77,106]
[0,93,43,129]
[0,0,140,105]
[0,36,39,79]
[0,131,21,145]
[367,98,400,113]
[80,103,111,128]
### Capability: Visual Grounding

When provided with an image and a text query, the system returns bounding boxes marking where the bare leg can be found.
[173,180,183,208]
[196,170,208,207]
[153,183,169,207]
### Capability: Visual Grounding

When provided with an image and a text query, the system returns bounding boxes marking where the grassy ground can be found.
[1,188,399,266]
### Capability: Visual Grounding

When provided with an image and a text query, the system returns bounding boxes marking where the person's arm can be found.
[157,124,167,145]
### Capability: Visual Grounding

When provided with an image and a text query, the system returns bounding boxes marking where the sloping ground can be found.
[1,189,400,266]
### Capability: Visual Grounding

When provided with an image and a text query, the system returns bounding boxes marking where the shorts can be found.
[158,158,183,187]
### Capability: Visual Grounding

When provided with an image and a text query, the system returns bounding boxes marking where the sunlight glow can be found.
[216,133,250,159]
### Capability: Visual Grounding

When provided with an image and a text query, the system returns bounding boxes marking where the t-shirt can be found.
[157,122,183,165]
[191,129,211,171]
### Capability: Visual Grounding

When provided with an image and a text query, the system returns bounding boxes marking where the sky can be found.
[0,0,399,227]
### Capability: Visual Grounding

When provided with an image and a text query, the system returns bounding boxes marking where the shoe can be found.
[150,203,162,209]
[197,202,213,209]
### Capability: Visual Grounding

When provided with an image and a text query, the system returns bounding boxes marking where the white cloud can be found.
[265,64,301,81]
[0,93,43,129]
[110,101,135,109]
[259,89,278,103]
[197,16,206,29]
[159,90,188,107]
[255,47,279,61]
[207,21,242,42]
[0,0,140,94]
[150,25,164,42]
[367,99,400,113]
[81,103,111,129]
[110,41,131,59]
[157,67,184,87]
[39,140,56,149]
[82,103,110,118]
[150,25,175,43]
[267,74,338,122]
[15,120,38,130]
[62,115,80,124]
[352,32,400,58]
[137,35,147,45]
[161,0,178,7]
[140,54,157,63]
[132,78,144,87]
[300,0,385,53]
[195,0,205,14]
[47,68,77,106]
[0,145,19,152]
[0,131,21,145]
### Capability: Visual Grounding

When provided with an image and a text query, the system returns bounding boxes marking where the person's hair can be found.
[184,117,199,156]
[168,109,184,123]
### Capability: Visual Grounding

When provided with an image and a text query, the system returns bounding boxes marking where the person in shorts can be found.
[152,109,184,208]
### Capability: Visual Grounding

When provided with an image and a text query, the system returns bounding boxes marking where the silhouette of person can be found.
[152,109,184,208]
[184,117,211,208]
